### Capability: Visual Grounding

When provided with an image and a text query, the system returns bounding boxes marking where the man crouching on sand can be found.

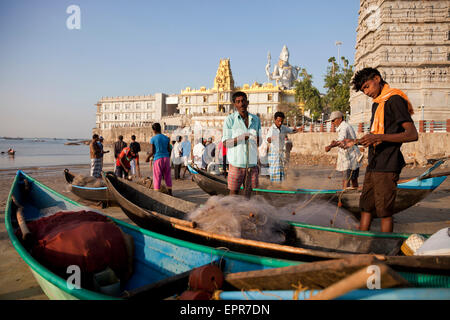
[344,67,418,233]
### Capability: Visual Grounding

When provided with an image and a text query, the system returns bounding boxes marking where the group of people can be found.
[220,67,418,233]
[90,134,141,180]
[89,67,418,233]
[113,134,141,179]
[192,137,220,171]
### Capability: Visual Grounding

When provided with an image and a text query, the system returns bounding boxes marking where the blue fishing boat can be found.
[5,170,301,300]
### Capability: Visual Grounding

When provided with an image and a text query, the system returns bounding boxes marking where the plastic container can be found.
[93,267,121,297]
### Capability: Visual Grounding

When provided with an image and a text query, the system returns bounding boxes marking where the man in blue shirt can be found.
[147,123,172,195]
[222,91,261,196]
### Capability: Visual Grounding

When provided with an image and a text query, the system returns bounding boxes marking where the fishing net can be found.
[277,200,359,230]
[188,195,359,243]
[188,196,290,244]
[72,174,106,187]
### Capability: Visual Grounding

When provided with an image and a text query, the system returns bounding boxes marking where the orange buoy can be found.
[188,264,224,292]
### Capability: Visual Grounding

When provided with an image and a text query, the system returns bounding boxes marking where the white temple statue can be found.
[265,45,300,89]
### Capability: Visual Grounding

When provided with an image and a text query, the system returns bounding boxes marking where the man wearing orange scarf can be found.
[348,68,418,232]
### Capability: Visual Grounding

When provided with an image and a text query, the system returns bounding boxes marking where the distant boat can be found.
[2,137,23,140]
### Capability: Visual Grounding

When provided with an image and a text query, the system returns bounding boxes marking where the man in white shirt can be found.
[266,111,298,182]
[325,111,362,188]
[171,136,184,180]
[192,138,205,169]
[181,135,192,179]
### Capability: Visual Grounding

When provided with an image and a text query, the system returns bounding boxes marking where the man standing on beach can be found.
[147,123,173,195]
[129,135,141,178]
[90,134,102,178]
[193,138,205,169]
[345,67,418,233]
[202,137,216,170]
[97,136,109,168]
[222,91,261,196]
[180,135,191,179]
[114,135,127,170]
[266,111,298,182]
[171,135,183,180]
[325,111,361,189]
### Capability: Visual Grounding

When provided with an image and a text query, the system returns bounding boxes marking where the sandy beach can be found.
[1,161,449,300]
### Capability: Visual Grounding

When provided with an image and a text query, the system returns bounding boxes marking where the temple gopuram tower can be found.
[350,0,450,124]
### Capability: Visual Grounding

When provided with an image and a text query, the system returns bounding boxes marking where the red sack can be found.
[20,211,129,280]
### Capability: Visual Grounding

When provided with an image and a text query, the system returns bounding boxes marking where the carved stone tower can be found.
[214,58,235,91]
[350,0,450,123]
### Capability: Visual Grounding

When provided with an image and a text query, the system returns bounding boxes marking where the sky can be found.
[0,0,360,139]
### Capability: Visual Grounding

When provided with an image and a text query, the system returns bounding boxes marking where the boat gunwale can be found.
[189,164,447,194]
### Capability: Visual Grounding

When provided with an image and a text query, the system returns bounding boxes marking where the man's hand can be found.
[341,139,356,149]
[239,133,250,141]
[325,146,331,153]
[359,134,382,147]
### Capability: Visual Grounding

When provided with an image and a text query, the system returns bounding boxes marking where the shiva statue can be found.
[265,45,300,89]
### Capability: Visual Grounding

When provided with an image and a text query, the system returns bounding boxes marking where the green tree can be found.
[293,68,323,121]
[323,57,354,114]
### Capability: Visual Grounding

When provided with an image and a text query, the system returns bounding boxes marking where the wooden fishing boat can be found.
[64,169,113,204]
[188,160,449,215]
[103,172,450,282]
[5,170,307,300]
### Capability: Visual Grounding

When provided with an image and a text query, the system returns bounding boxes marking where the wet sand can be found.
[0,162,449,300]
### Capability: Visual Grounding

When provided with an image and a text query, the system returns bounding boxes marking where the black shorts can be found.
[359,171,399,218]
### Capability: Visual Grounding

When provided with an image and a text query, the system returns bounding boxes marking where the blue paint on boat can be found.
[217,288,450,300]
[397,176,447,190]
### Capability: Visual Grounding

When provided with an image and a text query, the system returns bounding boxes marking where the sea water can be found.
[0,138,90,170]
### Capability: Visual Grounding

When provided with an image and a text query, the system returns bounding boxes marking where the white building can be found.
[95,93,178,130]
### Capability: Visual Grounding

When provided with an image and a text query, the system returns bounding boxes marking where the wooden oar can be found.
[11,196,35,248]
[144,208,197,228]
[418,170,450,181]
